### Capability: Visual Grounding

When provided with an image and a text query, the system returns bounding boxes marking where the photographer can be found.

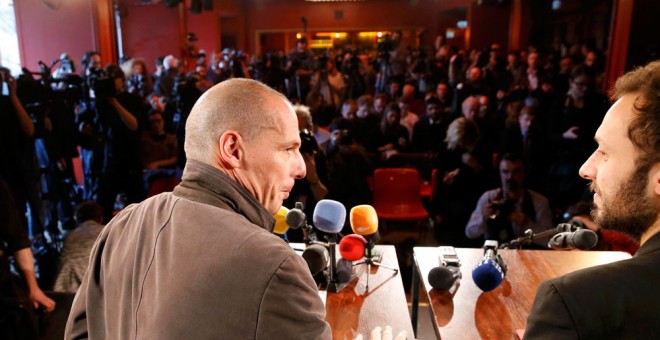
[283,105,329,241]
[310,56,345,112]
[285,38,314,102]
[465,153,553,247]
[78,63,145,220]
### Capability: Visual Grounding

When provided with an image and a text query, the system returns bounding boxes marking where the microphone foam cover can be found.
[336,258,353,284]
[285,208,306,230]
[350,204,379,236]
[428,266,458,291]
[302,244,329,276]
[472,258,504,292]
[273,206,289,235]
[339,234,366,261]
[574,229,599,250]
[313,199,346,234]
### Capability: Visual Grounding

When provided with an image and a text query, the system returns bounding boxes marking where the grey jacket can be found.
[65,160,331,339]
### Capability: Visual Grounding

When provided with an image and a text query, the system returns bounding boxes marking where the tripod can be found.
[352,240,398,291]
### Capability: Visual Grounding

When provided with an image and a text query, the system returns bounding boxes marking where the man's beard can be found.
[590,165,657,242]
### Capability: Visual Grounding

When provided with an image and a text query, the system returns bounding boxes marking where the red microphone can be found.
[339,234,367,261]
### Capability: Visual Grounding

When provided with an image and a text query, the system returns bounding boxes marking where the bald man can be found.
[65,79,332,339]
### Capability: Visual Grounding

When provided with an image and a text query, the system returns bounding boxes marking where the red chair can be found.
[373,168,430,223]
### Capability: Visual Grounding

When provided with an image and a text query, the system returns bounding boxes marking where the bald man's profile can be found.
[65,79,332,339]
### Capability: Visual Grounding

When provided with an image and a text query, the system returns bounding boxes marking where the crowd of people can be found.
[0,31,623,325]
[2,26,660,337]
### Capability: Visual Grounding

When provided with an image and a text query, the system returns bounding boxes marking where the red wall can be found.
[469,2,511,50]
[11,0,556,75]
[14,0,98,72]
[120,4,180,73]
[245,0,448,53]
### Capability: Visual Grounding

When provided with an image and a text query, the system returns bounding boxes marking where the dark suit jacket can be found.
[524,232,660,339]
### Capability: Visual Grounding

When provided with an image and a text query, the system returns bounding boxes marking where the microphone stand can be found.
[312,234,349,293]
[352,239,399,291]
[500,223,574,249]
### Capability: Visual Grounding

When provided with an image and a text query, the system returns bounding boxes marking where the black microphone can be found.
[285,202,315,242]
[428,246,462,292]
[472,240,507,292]
[548,228,598,250]
[301,244,328,276]
[428,266,461,291]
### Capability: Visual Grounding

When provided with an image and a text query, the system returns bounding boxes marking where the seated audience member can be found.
[412,97,452,152]
[378,103,409,156]
[498,105,548,193]
[397,98,419,140]
[431,117,486,245]
[141,112,179,191]
[65,78,331,339]
[53,201,104,293]
[525,60,660,339]
[325,129,373,222]
[465,153,553,247]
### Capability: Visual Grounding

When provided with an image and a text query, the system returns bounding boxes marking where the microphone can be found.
[428,266,461,291]
[348,204,397,291]
[312,200,346,293]
[273,206,289,236]
[428,246,462,292]
[285,202,315,242]
[350,204,381,260]
[285,202,306,229]
[301,244,329,276]
[313,199,346,235]
[548,228,598,250]
[472,240,507,292]
[339,234,366,262]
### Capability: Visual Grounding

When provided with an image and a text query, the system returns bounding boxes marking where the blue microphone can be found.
[472,240,507,292]
[312,199,346,234]
[311,199,346,292]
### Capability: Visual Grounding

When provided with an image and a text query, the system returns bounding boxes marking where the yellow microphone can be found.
[274,206,290,235]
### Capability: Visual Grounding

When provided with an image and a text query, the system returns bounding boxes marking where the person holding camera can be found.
[309,56,345,112]
[78,62,146,220]
[465,153,553,248]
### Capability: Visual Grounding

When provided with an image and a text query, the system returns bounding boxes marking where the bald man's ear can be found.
[216,130,243,169]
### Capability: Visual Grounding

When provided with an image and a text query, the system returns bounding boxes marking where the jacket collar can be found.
[634,231,660,258]
[173,159,275,232]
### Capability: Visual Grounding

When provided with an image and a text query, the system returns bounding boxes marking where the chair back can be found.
[373,168,423,208]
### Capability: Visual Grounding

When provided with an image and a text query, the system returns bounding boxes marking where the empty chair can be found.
[372,168,429,222]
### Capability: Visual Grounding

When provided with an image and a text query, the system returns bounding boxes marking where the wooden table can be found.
[323,245,414,340]
[412,247,632,339]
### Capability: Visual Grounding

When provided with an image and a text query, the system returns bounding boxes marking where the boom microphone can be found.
[472,240,507,292]
[548,228,598,250]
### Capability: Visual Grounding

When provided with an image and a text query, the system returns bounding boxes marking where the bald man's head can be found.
[184,78,291,163]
